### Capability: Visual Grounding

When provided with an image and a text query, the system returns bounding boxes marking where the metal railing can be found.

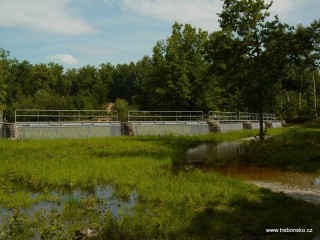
[15,109,119,124]
[262,113,276,120]
[0,110,3,123]
[238,112,259,121]
[209,111,237,121]
[209,111,276,121]
[128,111,204,122]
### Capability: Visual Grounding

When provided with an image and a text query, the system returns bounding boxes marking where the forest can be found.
[0,0,319,122]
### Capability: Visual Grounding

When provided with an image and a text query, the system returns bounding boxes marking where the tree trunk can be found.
[314,74,317,118]
[299,92,302,111]
[258,88,264,141]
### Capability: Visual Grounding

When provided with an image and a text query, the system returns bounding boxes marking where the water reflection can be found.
[186,141,245,165]
[187,142,320,191]
[0,185,137,232]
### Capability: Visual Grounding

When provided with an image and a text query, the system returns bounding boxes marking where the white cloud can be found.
[116,0,319,31]
[269,0,299,18]
[121,0,222,31]
[49,54,79,65]
[0,0,97,34]
[266,0,320,26]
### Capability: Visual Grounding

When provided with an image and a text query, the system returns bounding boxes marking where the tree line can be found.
[0,0,319,123]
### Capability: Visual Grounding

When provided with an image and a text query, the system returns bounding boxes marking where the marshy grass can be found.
[0,129,319,239]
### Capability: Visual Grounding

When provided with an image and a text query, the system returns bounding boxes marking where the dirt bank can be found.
[250,181,320,205]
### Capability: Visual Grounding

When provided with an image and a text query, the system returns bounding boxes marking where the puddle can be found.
[187,142,320,194]
[0,185,137,232]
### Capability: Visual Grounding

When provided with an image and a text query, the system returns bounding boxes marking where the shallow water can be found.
[187,142,320,191]
[186,141,245,166]
[0,185,137,232]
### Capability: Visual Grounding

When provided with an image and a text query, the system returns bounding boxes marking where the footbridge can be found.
[1,109,283,139]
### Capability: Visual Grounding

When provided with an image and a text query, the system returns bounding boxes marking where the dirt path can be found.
[250,181,320,205]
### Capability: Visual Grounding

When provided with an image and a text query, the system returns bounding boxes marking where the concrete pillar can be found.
[121,122,136,136]
[243,121,252,130]
[208,121,220,133]
[3,123,19,139]
[265,121,273,129]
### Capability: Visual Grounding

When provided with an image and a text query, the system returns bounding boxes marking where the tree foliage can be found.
[0,2,319,123]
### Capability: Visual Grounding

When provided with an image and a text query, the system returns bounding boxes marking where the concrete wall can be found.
[251,121,261,129]
[133,123,209,136]
[219,122,244,132]
[0,120,283,139]
[17,123,121,139]
[272,121,282,128]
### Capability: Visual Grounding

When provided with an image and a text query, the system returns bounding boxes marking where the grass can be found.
[243,128,320,172]
[0,129,319,239]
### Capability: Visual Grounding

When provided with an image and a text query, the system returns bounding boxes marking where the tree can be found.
[132,56,153,109]
[205,30,247,111]
[109,63,137,103]
[148,22,209,110]
[97,63,114,105]
[0,49,9,112]
[217,0,292,140]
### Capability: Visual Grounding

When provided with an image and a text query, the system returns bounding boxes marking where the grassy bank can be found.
[0,129,319,239]
[243,128,320,173]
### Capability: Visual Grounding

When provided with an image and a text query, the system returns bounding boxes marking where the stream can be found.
[186,141,320,205]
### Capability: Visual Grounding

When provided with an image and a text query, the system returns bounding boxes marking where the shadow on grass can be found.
[241,129,320,173]
[183,189,320,240]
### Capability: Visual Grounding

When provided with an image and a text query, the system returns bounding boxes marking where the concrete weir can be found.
[125,122,210,136]
[121,120,283,137]
[0,120,283,139]
[0,110,283,139]
[16,122,122,139]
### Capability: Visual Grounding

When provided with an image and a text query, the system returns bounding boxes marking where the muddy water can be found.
[186,142,320,203]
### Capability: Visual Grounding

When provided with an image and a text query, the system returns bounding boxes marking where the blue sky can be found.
[0,0,319,69]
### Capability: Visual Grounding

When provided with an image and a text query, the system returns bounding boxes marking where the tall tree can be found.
[132,56,153,109]
[109,62,137,103]
[218,0,291,140]
[0,48,10,113]
[148,22,209,110]
[98,63,114,104]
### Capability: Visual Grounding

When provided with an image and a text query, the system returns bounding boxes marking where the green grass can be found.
[243,128,320,172]
[0,129,319,239]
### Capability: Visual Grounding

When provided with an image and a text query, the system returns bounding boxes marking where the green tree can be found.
[205,30,247,111]
[0,49,11,113]
[109,62,137,103]
[132,56,153,109]
[217,0,292,139]
[148,22,209,110]
[97,63,114,105]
